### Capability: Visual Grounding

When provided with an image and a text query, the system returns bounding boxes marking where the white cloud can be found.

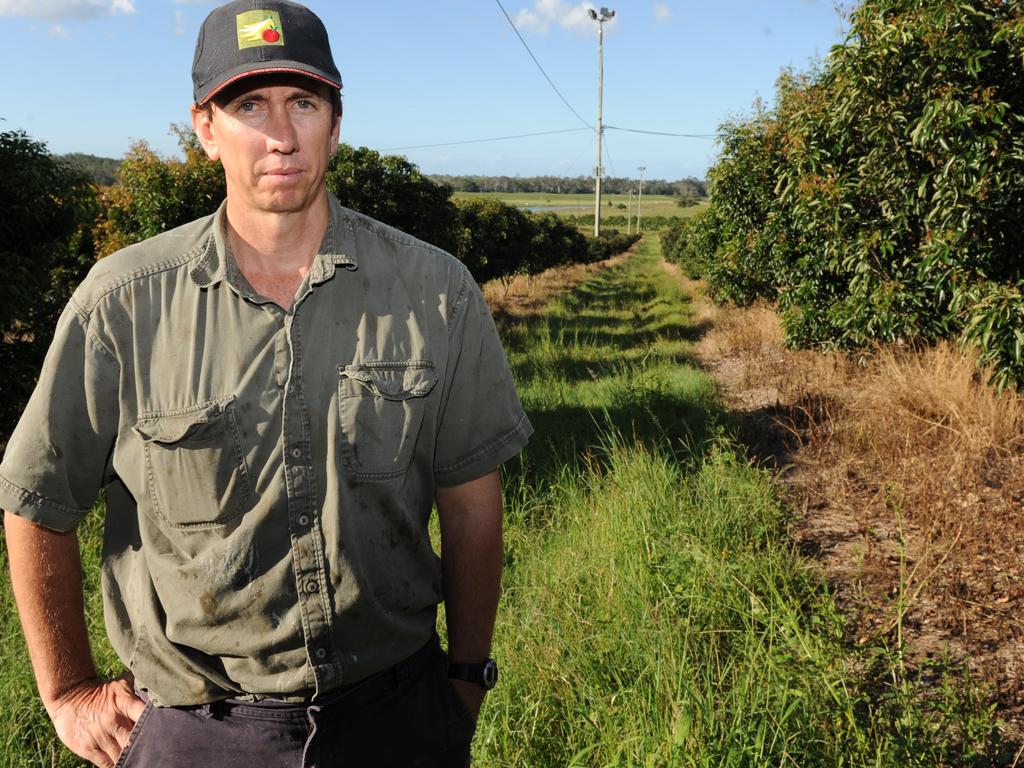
[173,9,186,35]
[653,3,670,23]
[514,1,613,35]
[49,22,70,36]
[0,0,135,21]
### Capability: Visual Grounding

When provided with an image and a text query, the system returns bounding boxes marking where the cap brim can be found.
[196,63,342,106]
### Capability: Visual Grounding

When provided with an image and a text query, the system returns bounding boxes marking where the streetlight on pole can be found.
[589,6,614,238]
[636,165,646,233]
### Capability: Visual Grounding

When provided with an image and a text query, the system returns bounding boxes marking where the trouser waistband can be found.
[204,634,442,718]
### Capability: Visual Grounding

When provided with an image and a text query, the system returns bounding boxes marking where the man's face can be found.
[192,73,340,216]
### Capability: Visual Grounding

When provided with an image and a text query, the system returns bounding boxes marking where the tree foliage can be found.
[670,0,1024,387]
[93,127,226,258]
[326,145,459,253]
[0,130,98,439]
[56,152,122,186]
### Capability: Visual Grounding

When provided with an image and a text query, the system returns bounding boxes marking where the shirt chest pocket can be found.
[133,397,251,528]
[338,361,438,482]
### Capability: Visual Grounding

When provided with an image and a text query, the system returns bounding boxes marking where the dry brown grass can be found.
[669,267,1024,738]
[482,251,633,322]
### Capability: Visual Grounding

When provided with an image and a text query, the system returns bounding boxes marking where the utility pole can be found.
[589,7,614,238]
[636,165,646,233]
[627,189,634,235]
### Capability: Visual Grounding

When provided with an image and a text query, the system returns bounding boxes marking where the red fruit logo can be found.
[237,12,284,48]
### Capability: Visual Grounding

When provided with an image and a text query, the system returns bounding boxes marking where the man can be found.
[0,1,532,766]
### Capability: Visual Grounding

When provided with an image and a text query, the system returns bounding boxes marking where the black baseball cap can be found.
[192,0,342,107]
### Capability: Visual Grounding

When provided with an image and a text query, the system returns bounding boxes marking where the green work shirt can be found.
[0,193,532,707]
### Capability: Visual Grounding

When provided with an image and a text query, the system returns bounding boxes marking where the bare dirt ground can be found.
[663,261,1024,749]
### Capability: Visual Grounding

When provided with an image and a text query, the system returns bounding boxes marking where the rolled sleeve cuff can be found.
[0,474,88,532]
[433,413,534,488]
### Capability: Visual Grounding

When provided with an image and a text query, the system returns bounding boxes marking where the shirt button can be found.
[297,514,310,526]
[315,648,328,660]
[305,580,320,594]
[290,447,302,459]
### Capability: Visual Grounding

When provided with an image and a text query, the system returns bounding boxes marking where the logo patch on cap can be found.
[236,10,285,49]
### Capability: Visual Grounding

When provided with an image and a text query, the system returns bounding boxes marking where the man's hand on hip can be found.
[46,673,145,768]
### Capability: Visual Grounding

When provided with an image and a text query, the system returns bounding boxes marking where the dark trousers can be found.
[115,638,476,768]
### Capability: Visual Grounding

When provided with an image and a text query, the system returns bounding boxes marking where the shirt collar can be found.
[189,192,358,289]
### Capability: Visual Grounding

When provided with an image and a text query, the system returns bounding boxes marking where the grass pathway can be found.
[475,237,1002,767]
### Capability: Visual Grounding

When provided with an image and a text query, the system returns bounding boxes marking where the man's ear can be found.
[329,113,341,154]
[190,105,221,162]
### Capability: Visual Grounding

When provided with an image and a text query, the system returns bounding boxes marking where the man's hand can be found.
[47,673,146,768]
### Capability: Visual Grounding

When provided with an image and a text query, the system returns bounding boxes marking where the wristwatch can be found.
[448,658,499,690]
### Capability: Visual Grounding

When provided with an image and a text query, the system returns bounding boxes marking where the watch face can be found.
[482,659,499,689]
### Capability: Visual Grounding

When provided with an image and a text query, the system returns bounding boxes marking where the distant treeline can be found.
[429,174,708,198]
[56,155,709,200]
[55,152,121,186]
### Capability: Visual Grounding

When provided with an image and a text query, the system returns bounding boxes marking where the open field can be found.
[452,190,704,220]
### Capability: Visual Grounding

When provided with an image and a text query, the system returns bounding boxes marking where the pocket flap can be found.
[133,396,236,444]
[339,362,438,401]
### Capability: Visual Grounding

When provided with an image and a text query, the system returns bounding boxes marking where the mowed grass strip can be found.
[474,238,1002,767]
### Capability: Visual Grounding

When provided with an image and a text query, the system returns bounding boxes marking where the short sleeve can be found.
[432,269,533,487]
[0,300,120,531]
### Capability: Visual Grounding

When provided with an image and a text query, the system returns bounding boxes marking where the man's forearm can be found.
[4,510,97,707]
[5,511,145,767]
[435,470,504,664]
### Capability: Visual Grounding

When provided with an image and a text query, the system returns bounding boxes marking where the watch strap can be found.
[447,658,498,689]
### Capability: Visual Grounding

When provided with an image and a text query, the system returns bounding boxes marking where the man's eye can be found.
[239,101,257,112]
[295,99,315,109]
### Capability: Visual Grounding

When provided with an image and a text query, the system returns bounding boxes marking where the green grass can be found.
[471,238,1005,766]
[0,236,1008,767]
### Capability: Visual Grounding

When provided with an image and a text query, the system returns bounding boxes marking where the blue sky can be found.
[0,0,848,180]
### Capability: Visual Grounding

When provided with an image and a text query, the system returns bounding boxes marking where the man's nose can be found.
[265,105,299,153]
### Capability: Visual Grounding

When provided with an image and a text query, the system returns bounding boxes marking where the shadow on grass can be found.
[518,396,718,482]
[503,258,721,484]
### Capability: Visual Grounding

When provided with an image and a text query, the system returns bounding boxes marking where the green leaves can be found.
[690,0,1024,387]
[0,131,97,439]
[325,145,457,253]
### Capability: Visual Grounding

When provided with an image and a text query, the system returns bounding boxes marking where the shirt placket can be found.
[280,278,338,694]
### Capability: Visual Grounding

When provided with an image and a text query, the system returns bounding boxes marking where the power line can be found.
[494,0,593,129]
[605,125,716,139]
[379,127,591,152]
